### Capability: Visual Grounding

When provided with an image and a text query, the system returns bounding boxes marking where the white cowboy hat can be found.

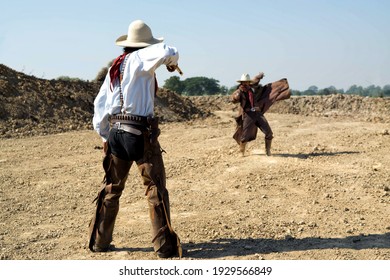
[115,20,164,47]
[236,73,253,83]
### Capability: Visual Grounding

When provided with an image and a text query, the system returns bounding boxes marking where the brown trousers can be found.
[88,131,177,254]
[234,111,273,144]
[242,111,273,142]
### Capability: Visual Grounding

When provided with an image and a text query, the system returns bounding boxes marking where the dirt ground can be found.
[1,109,389,260]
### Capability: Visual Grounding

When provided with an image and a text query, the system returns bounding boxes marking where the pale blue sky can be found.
[1,0,389,90]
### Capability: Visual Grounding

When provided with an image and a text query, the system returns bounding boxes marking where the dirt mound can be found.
[187,94,390,123]
[269,95,390,122]
[155,89,210,122]
[0,64,99,138]
[1,64,389,139]
[0,64,206,139]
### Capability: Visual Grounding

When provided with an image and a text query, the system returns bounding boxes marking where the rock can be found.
[372,164,381,171]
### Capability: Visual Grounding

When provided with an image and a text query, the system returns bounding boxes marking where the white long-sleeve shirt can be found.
[93,42,179,141]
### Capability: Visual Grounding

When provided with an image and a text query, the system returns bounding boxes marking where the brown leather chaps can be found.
[88,131,181,257]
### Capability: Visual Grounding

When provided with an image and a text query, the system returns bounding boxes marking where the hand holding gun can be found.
[166,65,183,76]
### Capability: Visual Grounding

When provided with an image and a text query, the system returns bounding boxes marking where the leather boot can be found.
[265,139,272,156]
[138,139,177,258]
[239,142,246,156]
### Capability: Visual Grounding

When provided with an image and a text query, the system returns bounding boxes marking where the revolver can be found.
[167,65,183,76]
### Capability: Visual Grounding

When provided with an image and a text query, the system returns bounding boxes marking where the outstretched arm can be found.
[251,72,264,85]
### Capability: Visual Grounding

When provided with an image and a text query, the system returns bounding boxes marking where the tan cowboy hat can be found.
[236,73,253,83]
[115,20,164,47]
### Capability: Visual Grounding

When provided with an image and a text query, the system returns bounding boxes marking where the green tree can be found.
[227,85,238,95]
[346,85,364,96]
[182,77,221,96]
[163,76,185,94]
[308,85,319,94]
[219,85,228,95]
[291,89,301,96]
[318,86,337,95]
[163,76,225,95]
[365,85,382,97]
[303,88,316,96]
[383,85,390,97]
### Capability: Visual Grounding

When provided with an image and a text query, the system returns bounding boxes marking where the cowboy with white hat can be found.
[236,73,254,83]
[232,71,290,156]
[115,19,164,47]
[89,20,181,258]
[232,72,274,156]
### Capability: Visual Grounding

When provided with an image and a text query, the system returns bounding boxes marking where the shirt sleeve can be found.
[92,43,179,140]
[92,73,111,141]
[136,43,179,73]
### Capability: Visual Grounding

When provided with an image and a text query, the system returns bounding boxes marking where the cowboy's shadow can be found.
[109,246,153,253]
[183,233,390,259]
[272,151,360,159]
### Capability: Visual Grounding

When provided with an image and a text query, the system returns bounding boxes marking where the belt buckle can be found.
[250,107,256,112]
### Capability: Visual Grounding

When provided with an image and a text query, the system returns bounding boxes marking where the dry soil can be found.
[1,110,389,260]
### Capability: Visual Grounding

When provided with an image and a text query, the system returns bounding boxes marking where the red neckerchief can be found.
[109,52,159,95]
[109,52,129,91]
